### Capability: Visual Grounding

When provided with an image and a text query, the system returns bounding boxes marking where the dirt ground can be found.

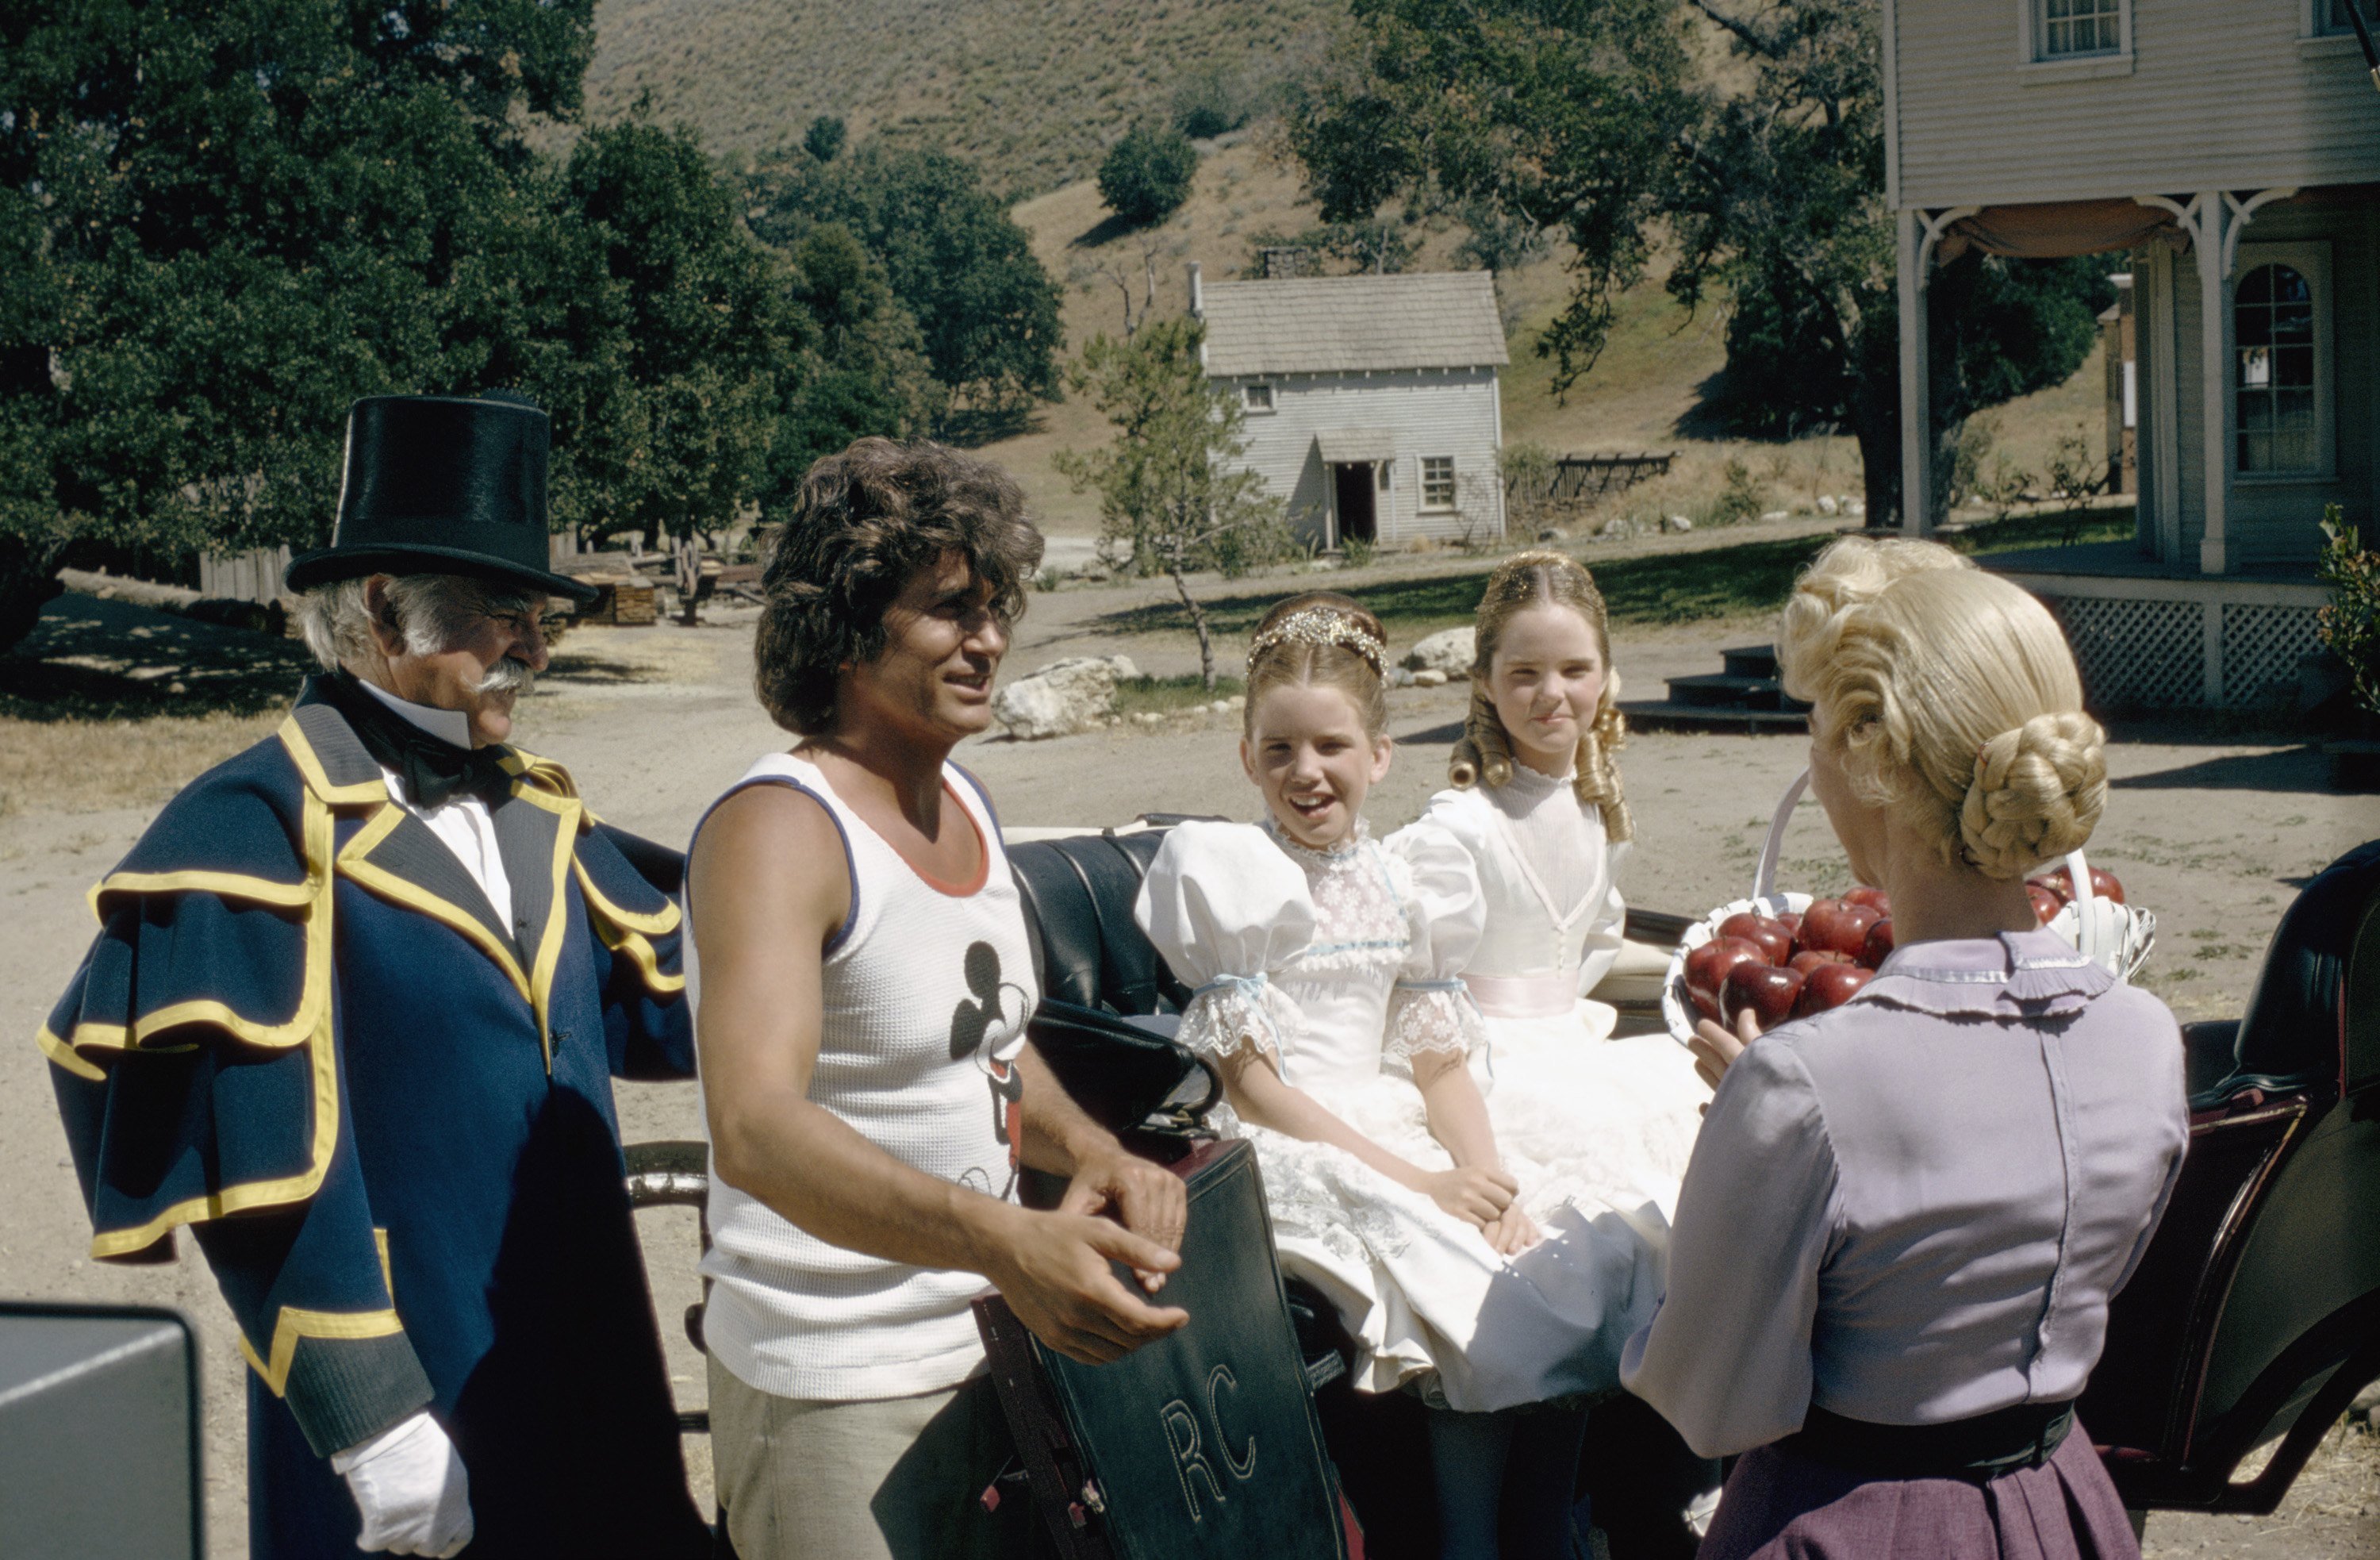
[1,551,2373,1557]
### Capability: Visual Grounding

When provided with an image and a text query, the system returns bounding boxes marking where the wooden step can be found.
[1663,672,1803,711]
[1721,644,1780,679]
[1620,699,1810,736]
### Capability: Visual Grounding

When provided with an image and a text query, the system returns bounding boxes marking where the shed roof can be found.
[1200,271,1508,377]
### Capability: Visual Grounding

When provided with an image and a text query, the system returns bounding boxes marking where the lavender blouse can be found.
[1619,930,2190,1459]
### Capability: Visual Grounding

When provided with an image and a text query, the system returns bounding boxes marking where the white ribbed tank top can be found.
[693,751,1038,1401]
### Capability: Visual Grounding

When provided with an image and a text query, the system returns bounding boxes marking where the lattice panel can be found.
[2049,595,2206,708]
[2221,604,2324,708]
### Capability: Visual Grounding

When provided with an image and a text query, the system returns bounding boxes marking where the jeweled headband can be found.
[1246,606,1388,675]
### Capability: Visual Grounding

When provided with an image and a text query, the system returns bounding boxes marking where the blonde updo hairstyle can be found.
[1775,536,2108,881]
[1243,591,1391,740]
[1449,550,1632,843]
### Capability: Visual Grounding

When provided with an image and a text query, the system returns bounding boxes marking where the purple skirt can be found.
[1699,1420,2140,1560]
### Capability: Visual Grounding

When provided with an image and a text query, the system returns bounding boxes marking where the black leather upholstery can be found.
[1008,832,1192,1016]
[2198,838,2380,1107]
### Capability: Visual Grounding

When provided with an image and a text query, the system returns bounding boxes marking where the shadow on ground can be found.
[2110,746,2339,793]
[1,594,313,720]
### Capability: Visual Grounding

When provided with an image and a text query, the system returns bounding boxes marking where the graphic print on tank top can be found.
[950,939,1033,1198]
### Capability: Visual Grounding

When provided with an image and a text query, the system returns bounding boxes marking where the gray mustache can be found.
[476,657,536,696]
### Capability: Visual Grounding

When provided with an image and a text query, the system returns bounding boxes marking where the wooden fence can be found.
[1503,451,1675,504]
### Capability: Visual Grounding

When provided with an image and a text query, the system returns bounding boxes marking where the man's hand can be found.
[985,1208,1189,1366]
[1056,1145,1188,1293]
[1418,1165,1518,1230]
[334,1412,473,1558]
[1690,1009,1762,1097]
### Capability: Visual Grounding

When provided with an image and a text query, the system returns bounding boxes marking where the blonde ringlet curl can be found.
[1449,549,1633,843]
[1775,536,2108,880]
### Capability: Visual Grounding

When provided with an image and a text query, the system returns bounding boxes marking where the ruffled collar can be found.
[1494,758,1574,804]
[1262,815,1370,868]
[1856,928,2113,1019]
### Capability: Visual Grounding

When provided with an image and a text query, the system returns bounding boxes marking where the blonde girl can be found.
[1136,593,1667,1560]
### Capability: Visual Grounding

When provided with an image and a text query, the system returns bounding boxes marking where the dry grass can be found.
[0,711,282,820]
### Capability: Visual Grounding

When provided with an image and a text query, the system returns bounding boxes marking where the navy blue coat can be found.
[43,682,709,1559]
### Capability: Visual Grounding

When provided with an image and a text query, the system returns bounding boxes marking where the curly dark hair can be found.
[754,438,1046,735]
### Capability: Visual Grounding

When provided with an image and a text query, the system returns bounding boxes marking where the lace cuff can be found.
[1383,979,1485,1070]
[1177,974,1304,1074]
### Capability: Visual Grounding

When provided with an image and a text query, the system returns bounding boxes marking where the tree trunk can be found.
[0,533,63,656]
[1172,566,1215,691]
[674,535,702,626]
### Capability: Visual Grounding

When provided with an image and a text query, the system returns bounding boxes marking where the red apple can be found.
[2031,870,2075,905]
[1690,986,1722,1024]
[1775,910,1804,942]
[2086,866,2126,905]
[1794,963,1874,1016]
[1686,936,1768,1001]
[1859,918,1895,970]
[2027,884,2063,924]
[1723,963,1805,1029]
[1717,913,1793,966]
[1843,886,1892,915]
[1800,898,1880,959]
[1790,949,1851,974]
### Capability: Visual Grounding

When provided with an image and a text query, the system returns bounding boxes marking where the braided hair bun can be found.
[1960,712,2108,880]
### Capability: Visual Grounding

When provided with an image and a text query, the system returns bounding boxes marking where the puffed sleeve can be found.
[1576,835,1631,999]
[1381,820,1488,1070]
[1133,822,1315,1070]
[1619,1034,1841,1458]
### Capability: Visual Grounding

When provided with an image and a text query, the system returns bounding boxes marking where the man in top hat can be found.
[40,394,711,1559]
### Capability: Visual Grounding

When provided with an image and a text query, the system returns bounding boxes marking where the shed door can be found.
[1333,463,1377,545]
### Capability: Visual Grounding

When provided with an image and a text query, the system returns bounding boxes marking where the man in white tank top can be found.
[689,440,1191,1560]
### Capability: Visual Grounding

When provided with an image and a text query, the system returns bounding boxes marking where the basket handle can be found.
[2064,848,2095,910]
[1752,769,1812,902]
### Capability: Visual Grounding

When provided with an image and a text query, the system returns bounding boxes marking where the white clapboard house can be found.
[1885,0,2376,706]
[1189,264,1508,551]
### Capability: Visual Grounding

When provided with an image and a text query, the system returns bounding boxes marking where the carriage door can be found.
[1332,463,1378,545]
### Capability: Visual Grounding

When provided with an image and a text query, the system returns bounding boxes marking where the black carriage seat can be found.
[1007,827,1200,1019]
[2191,837,2380,1109]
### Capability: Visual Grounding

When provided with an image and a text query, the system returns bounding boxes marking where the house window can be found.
[2037,0,2122,56]
[1420,456,1457,510]
[1242,383,1275,413]
[2236,263,2320,475]
[2324,0,2378,34]
[1376,462,1393,492]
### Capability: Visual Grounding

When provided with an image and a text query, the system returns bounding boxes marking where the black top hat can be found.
[284,394,597,603]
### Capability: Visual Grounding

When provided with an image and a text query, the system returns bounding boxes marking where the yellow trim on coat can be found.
[516,785,582,1073]
[569,858,682,937]
[85,793,345,1260]
[278,716,389,807]
[86,867,317,924]
[373,1228,393,1297]
[500,745,579,800]
[36,1024,105,1082]
[587,920,689,997]
[336,803,533,1004]
[238,1305,406,1397]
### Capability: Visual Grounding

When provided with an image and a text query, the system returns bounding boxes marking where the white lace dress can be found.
[1410,768,1708,1214]
[1134,819,1668,1413]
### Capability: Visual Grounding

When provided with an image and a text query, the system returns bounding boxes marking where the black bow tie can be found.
[322,674,517,810]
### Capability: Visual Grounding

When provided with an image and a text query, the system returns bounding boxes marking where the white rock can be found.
[1227,694,1246,709]
[1412,668,1449,688]
[1388,667,1416,689]
[1134,711,1165,728]
[1846,498,1867,517]
[1402,626,1476,674]
[1758,509,1789,524]
[992,655,1129,740]
[1817,495,1839,517]
[1208,699,1234,713]
[1662,513,1693,533]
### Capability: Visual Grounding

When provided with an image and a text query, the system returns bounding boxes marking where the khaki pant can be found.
[708,1358,1046,1560]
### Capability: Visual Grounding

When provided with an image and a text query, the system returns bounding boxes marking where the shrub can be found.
[804,114,846,163]
[1711,458,1764,524]
[2318,505,2380,719]
[1099,124,1198,227]
[1172,64,1252,139]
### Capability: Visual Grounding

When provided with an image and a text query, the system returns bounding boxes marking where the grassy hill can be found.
[581,0,1345,194]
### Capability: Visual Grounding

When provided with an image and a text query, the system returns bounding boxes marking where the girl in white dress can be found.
[1134,593,1667,1560]
[1411,551,1707,1211]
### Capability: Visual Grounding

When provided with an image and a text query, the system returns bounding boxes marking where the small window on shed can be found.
[1242,383,1275,413]
[2036,0,2122,57]
[1376,462,1393,492]
[1421,456,1457,510]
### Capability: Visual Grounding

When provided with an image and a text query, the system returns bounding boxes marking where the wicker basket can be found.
[1660,770,2157,1047]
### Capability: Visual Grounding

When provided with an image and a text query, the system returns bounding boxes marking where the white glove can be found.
[332,1411,474,1557]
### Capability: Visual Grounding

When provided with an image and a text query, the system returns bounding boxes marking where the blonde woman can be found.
[1621,537,2189,1560]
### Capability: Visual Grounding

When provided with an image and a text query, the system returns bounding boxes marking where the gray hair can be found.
[295,574,539,674]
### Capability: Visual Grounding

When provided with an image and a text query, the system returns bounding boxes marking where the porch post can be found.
[2194,191,2231,575]
[1897,208,1932,535]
